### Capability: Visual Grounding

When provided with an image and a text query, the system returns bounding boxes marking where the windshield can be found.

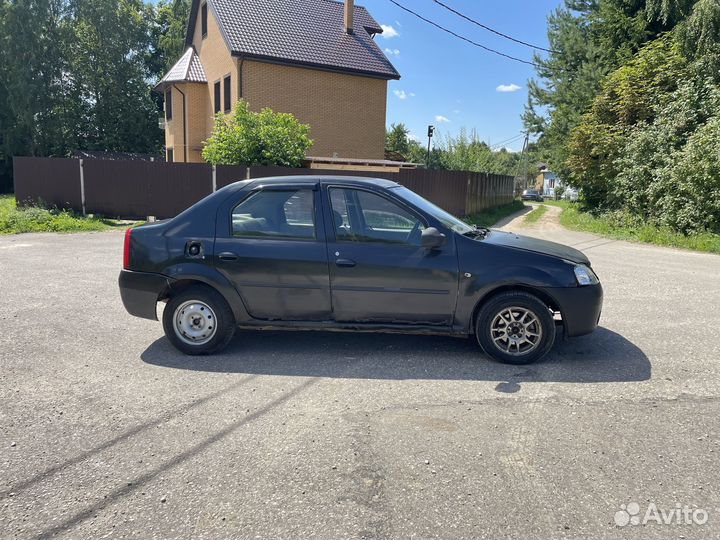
[390,186,473,234]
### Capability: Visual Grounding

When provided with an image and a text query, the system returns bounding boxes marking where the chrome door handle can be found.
[218,252,238,261]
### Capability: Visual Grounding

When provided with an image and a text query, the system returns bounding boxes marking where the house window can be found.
[214,81,221,113]
[164,90,172,121]
[223,75,231,112]
[201,3,207,38]
[167,148,174,163]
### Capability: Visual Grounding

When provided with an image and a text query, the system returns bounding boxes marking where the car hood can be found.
[484,230,590,265]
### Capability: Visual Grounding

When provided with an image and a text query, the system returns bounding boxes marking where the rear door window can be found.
[231,189,315,239]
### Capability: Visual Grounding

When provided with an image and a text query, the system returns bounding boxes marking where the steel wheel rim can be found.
[173,300,217,346]
[490,306,543,356]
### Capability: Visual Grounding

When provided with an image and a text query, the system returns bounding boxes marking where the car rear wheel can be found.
[162,285,236,355]
[475,292,555,365]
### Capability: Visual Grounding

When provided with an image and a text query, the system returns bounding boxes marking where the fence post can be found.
[212,165,217,192]
[79,159,86,216]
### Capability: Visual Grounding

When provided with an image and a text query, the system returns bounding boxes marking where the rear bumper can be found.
[119,270,173,321]
[544,283,603,337]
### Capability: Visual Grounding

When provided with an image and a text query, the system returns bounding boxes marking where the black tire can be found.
[475,291,555,365]
[162,284,236,355]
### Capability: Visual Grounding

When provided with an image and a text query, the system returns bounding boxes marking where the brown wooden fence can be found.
[13,157,514,220]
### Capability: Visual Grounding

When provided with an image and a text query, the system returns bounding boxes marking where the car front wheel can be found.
[162,285,236,355]
[475,292,555,365]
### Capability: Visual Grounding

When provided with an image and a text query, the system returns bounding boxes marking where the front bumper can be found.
[544,283,603,337]
[119,270,174,321]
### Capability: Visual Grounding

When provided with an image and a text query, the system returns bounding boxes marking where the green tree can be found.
[202,100,313,167]
[523,0,691,179]
[426,128,530,176]
[561,0,720,233]
[148,0,191,78]
[0,0,76,191]
[0,0,169,192]
[615,74,720,232]
[566,34,685,207]
[385,123,411,157]
[677,0,720,70]
[67,0,161,153]
[0,0,73,157]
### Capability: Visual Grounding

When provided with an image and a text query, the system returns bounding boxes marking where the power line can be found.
[490,133,525,149]
[431,0,552,53]
[387,0,536,67]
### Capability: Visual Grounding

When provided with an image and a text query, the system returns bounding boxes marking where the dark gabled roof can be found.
[186,0,400,80]
[155,47,207,90]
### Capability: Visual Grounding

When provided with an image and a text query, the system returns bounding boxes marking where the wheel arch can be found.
[157,264,251,323]
[470,284,562,334]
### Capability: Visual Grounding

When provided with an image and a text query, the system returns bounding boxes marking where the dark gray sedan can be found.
[521,189,544,202]
[119,177,602,364]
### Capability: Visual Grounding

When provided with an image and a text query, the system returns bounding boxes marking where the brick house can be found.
[155,0,400,163]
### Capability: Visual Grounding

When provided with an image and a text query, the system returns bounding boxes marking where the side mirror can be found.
[421,227,446,249]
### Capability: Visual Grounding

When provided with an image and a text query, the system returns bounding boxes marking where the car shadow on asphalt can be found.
[140,326,651,386]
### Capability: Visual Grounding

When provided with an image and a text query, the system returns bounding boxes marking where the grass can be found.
[465,199,526,228]
[544,200,720,254]
[0,195,131,234]
[522,204,548,225]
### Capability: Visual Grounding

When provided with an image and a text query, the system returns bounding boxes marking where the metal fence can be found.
[13,157,514,220]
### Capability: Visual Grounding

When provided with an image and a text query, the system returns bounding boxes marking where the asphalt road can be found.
[1,210,719,540]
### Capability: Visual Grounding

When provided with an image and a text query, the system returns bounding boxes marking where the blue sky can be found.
[360,0,563,151]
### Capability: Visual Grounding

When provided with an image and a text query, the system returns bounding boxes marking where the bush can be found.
[566,34,685,210]
[202,101,313,167]
[566,25,720,234]
[660,116,720,233]
[0,196,110,234]
[615,75,720,233]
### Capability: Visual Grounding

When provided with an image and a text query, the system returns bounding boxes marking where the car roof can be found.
[248,175,400,189]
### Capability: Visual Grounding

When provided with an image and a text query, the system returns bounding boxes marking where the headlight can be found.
[574,264,599,286]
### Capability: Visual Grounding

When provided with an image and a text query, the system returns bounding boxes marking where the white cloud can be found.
[408,133,421,142]
[384,48,400,56]
[435,115,450,123]
[453,109,461,114]
[496,83,522,93]
[380,24,399,38]
[395,20,402,27]
[393,89,414,100]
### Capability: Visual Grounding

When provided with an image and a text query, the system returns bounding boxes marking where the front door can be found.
[214,186,331,321]
[324,186,459,325]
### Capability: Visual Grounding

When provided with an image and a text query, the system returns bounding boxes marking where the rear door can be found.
[323,185,459,325]
[214,184,332,321]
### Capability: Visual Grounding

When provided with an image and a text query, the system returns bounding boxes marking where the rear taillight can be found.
[123,228,132,269]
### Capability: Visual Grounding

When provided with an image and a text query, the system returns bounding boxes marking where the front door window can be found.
[329,188,425,245]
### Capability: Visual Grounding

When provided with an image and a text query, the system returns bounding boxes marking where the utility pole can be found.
[513,133,530,196]
[426,125,435,167]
